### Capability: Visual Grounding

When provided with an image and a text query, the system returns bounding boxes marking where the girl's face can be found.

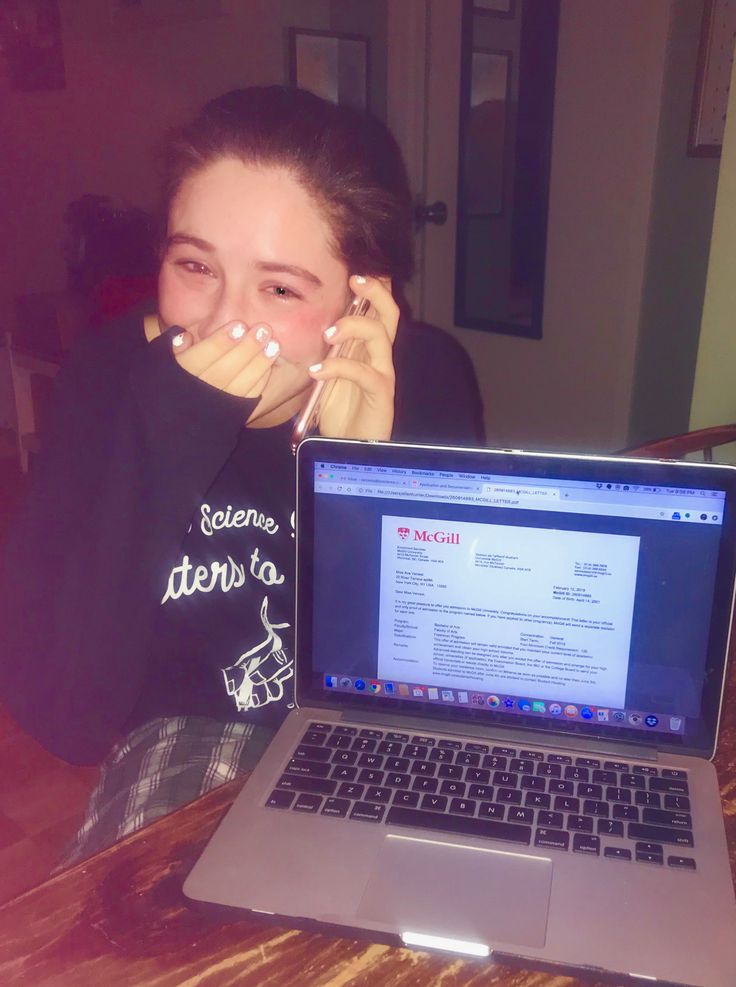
[158,157,352,426]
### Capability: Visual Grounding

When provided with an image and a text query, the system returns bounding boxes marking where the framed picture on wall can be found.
[474,0,515,17]
[689,0,736,156]
[287,28,369,110]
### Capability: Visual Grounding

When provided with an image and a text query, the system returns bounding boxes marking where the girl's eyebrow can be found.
[166,233,215,252]
[255,261,322,287]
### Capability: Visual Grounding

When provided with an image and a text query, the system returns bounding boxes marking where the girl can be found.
[0,86,484,862]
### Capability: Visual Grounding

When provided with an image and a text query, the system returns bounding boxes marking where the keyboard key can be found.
[266,788,295,809]
[412,735,436,746]
[429,748,454,763]
[520,775,546,792]
[337,782,364,799]
[325,734,352,750]
[350,801,386,823]
[469,784,494,800]
[331,750,358,765]
[482,755,507,770]
[548,754,573,764]
[493,771,518,787]
[667,855,696,869]
[649,778,689,795]
[604,846,632,861]
[302,730,328,745]
[358,769,384,785]
[604,761,630,772]
[537,763,561,778]
[385,757,410,772]
[520,749,545,761]
[331,766,358,782]
[365,786,391,803]
[438,764,463,780]
[421,794,448,811]
[412,777,438,793]
[597,819,624,837]
[466,742,490,754]
[321,797,350,817]
[525,792,551,809]
[405,745,428,759]
[496,787,522,804]
[575,757,601,768]
[567,815,594,832]
[592,770,617,785]
[385,773,411,789]
[662,768,687,780]
[387,732,409,742]
[277,773,336,796]
[352,738,377,753]
[620,773,645,789]
[565,766,589,782]
[309,722,331,732]
[457,752,481,767]
[387,805,531,844]
[492,746,517,757]
[554,796,580,813]
[507,806,534,824]
[333,725,356,736]
[287,758,331,778]
[360,729,384,739]
[293,793,322,813]
[377,741,403,756]
[664,794,691,812]
[450,798,477,815]
[511,758,535,774]
[642,808,692,829]
[440,780,466,797]
[535,828,570,851]
[633,764,658,776]
[635,848,663,865]
[635,791,661,808]
[605,787,631,804]
[438,739,463,750]
[479,802,505,819]
[393,790,420,807]
[628,823,694,847]
[573,833,600,855]
[466,768,491,784]
[577,783,603,800]
[613,804,639,821]
[538,810,564,828]
[548,779,574,796]
[294,744,331,762]
[410,760,436,776]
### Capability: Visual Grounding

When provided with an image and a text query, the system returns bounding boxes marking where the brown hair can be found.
[162,86,414,289]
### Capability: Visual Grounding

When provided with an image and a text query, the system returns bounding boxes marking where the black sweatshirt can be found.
[0,306,485,764]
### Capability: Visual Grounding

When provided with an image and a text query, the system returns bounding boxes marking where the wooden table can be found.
[2,662,735,987]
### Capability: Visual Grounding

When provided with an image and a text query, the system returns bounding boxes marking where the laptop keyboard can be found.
[266,722,696,869]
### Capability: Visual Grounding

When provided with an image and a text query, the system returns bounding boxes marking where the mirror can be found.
[455,0,560,339]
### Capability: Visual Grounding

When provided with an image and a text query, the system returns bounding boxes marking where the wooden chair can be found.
[0,333,59,472]
[620,425,736,462]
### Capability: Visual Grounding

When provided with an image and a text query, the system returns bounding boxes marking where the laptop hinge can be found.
[334,708,660,762]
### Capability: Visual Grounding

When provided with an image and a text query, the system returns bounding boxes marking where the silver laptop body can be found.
[185,439,736,986]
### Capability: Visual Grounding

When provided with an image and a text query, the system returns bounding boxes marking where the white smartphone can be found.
[291,295,373,453]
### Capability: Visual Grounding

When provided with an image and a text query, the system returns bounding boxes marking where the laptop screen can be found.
[296,440,736,757]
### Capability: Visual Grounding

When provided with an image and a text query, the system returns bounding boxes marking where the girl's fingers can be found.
[175,320,258,377]
[348,274,400,343]
[170,327,194,354]
[198,325,277,392]
[310,355,394,404]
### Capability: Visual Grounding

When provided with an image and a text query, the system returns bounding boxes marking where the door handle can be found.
[414,200,448,227]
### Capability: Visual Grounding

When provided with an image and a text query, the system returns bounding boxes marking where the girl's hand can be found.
[170,321,279,398]
[311,275,399,441]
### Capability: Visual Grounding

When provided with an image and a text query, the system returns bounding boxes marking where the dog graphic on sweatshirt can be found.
[222,596,292,711]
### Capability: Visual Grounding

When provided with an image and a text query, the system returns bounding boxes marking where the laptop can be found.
[184,438,736,986]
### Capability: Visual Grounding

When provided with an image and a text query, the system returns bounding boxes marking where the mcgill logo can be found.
[397,527,460,545]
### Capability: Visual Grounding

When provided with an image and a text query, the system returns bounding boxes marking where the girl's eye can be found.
[268,285,300,301]
[176,260,213,277]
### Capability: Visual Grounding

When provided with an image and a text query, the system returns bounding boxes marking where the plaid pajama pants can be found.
[57,716,275,869]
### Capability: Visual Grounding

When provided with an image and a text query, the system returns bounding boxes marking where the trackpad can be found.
[357,834,552,949]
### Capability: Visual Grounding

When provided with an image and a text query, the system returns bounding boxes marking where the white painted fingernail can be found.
[255,325,271,342]
[172,332,185,348]
[354,275,367,285]
[309,363,323,373]
[264,340,280,358]
[324,325,337,340]
[229,322,246,340]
